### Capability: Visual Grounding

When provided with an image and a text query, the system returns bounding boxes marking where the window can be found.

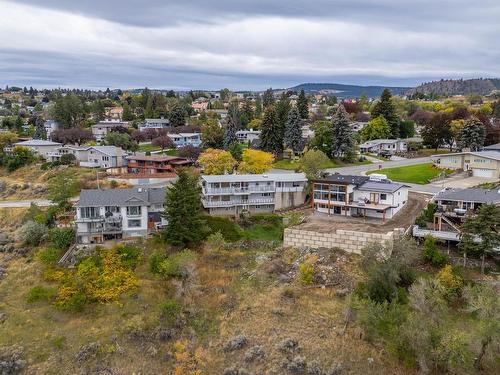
[293,182,301,187]
[128,219,142,228]
[105,206,119,213]
[102,156,109,161]
[380,194,387,200]
[80,207,99,218]
[126,206,142,216]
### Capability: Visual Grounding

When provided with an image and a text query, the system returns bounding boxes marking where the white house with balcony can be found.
[12,139,62,158]
[138,118,171,132]
[201,173,307,215]
[75,187,166,244]
[359,139,407,155]
[167,133,202,147]
[312,174,408,222]
[46,145,126,168]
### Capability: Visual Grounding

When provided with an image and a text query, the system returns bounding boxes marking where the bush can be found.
[299,256,316,285]
[149,252,167,274]
[415,203,437,227]
[160,298,182,325]
[26,285,56,303]
[151,250,197,279]
[60,153,76,165]
[437,265,463,299]
[115,244,141,269]
[206,231,226,251]
[423,236,447,267]
[36,247,63,265]
[49,227,75,250]
[205,216,242,242]
[16,221,48,246]
[55,287,87,312]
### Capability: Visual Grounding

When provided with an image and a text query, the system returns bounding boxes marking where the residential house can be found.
[359,139,408,155]
[312,174,409,222]
[126,154,191,174]
[350,121,368,132]
[75,187,166,244]
[432,151,500,178]
[483,143,500,152]
[44,120,59,140]
[236,129,261,144]
[12,139,62,159]
[191,99,209,112]
[82,146,127,168]
[201,173,308,215]
[91,121,129,142]
[138,118,171,132]
[105,107,123,121]
[167,133,202,147]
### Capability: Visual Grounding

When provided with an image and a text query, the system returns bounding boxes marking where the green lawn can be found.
[367,163,452,184]
[138,143,161,152]
[273,158,365,171]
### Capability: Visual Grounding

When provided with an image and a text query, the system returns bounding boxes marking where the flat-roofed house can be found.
[201,173,308,215]
[312,174,409,222]
[432,151,500,178]
[126,154,191,174]
[138,118,171,132]
[167,133,202,147]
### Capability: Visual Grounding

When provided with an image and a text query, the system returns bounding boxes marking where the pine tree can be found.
[168,104,186,127]
[260,105,282,155]
[33,117,47,140]
[144,95,154,118]
[262,88,275,108]
[371,88,400,138]
[223,102,240,150]
[297,89,309,119]
[331,104,354,158]
[284,107,302,152]
[162,170,205,247]
[122,103,134,121]
[275,93,290,148]
[458,117,486,151]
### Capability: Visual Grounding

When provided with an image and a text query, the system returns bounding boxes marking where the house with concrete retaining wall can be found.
[312,174,408,222]
[201,173,307,215]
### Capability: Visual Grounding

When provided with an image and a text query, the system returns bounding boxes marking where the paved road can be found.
[0,199,54,208]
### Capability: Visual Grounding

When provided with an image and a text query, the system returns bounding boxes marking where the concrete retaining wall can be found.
[283,227,404,254]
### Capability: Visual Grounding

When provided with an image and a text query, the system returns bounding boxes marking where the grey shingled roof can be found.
[76,187,165,207]
[435,188,500,204]
[90,146,125,157]
[484,143,500,151]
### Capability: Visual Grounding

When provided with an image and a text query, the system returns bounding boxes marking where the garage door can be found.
[473,168,494,178]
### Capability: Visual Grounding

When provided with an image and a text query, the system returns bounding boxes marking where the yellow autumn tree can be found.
[237,149,274,174]
[198,148,237,175]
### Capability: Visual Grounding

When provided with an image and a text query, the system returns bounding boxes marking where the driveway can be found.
[428,175,497,189]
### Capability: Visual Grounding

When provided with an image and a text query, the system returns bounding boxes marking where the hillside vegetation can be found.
[407,78,500,96]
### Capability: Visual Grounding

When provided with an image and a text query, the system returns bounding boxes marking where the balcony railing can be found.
[202,198,274,207]
[203,186,275,194]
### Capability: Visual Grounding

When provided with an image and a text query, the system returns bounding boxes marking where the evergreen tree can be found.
[162,170,205,247]
[284,107,302,152]
[275,93,291,148]
[144,95,154,118]
[223,102,240,150]
[122,103,134,121]
[260,105,282,155]
[92,100,106,121]
[262,88,275,108]
[33,117,47,140]
[297,89,309,119]
[458,117,486,151]
[241,100,254,127]
[254,97,263,118]
[371,88,399,138]
[168,104,186,126]
[331,104,354,158]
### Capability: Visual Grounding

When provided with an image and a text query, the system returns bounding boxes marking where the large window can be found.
[128,219,142,228]
[80,207,99,218]
[126,206,142,216]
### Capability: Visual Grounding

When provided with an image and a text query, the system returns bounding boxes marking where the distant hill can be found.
[407,78,500,97]
[289,83,410,98]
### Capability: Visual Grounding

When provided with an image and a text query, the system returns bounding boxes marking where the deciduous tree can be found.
[237,149,274,174]
[198,148,236,175]
[360,116,391,141]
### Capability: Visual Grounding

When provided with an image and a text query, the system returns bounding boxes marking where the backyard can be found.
[367,162,452,184]
[273,158,370,171]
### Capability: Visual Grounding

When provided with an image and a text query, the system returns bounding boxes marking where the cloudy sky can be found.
[1,0,499,90]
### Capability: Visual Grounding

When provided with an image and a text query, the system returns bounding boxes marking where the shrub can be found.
[37,247,63,265]
[437,265,463,299]
[16,221,48,246]
[149,252,167,274]
[299,256,316,285]
[26,285,56,303]
[55,286,87,312]
[115,244,141,269]
[60,153,76,165]
[415,203,437,227]
[49,227,75,250]
[109,179,118,188]
[160,298,182,325]
[423,236,447,267]
[206,231,225,251]
[152,250,197,279]
[205,216,242,242]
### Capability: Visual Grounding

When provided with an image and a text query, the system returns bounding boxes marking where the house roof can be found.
[126,154,186,162]
[168,133,200,138]
[315,174,369,186]
[15,139,61,147]
[76,187,165,207]
[435,188,500,204]
[90,146,126,157]
[484,143,500,151]
[432,151,500,161]
[202,173,307,183]
[357,181,407,193]
[145,118,170,124]
[359,139,404,147]
[91,121,129,128]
